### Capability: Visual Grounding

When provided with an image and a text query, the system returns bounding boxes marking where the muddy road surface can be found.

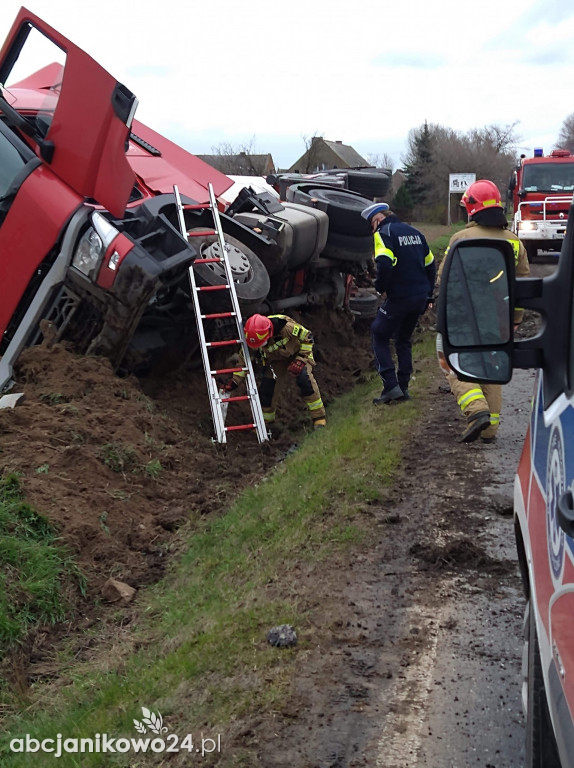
[257,365,535,768]
[257,263,554,768]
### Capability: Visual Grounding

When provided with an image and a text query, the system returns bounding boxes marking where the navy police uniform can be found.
[370,214,435,396]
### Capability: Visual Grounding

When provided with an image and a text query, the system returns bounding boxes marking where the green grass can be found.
[0,474,85,656]
[0,335,439,767]
[429,221,466,260]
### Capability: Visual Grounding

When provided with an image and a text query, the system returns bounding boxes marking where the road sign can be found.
[449,173,476,194]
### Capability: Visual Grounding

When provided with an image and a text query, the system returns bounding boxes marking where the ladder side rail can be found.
[207,184,269,442]
[173,185,227,443]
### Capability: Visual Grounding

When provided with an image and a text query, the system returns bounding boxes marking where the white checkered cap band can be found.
[361,202,390,220]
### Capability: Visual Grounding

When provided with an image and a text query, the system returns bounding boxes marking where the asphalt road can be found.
[376,260,554,768]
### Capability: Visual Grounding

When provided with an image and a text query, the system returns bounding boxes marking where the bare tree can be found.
[366,153,394,171]
[557,113,574,152]
[210,135,260,175]
[401,121,521,222]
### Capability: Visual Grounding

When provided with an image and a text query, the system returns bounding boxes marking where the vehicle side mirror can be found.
[436,239,516,384]
[518,188,526,199]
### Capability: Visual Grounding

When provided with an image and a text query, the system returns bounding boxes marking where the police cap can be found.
[361,202,390,221]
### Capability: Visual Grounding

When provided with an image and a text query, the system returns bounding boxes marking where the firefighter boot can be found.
[458,410,491,443]
[373,385,405,405]
[313,417,327,430]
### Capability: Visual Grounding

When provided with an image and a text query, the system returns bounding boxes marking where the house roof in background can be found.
[322,140,369,168]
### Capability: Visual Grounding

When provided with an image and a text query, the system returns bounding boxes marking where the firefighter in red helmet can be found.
[437,179,530,443]
[244,314,273,348]
[224,313,326,430]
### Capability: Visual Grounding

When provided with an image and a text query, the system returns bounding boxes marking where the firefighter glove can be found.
[222,378,238,393]
[288,359,306,376]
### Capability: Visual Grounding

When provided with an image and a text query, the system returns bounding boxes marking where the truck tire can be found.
[346,170,391,199]
[524,600,561,767]
[188,229,270,309]
[321,231,373,263]
[305,188,373,236]
[348,288,380,319]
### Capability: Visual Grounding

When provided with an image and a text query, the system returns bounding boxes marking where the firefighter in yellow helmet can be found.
[438,179,530,443]
[223,313,326,429]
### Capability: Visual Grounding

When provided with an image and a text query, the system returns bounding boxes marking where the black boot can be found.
[373,385,405,405]
[458,411,490,443]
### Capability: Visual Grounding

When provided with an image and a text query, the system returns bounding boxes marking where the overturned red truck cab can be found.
[0,7,378,393]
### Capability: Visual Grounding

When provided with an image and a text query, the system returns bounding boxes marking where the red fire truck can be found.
[508,148,574,261]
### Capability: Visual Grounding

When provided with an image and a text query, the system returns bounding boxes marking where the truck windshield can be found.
[522,163,574,193]
[0,128,28,198]
[1,25,65,134]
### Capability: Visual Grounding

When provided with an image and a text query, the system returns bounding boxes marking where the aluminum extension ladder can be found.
[173,183,269,444]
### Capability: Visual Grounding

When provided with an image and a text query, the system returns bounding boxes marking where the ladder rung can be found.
[206,339,240,348]
[196,284,229,292]
[202,312,236,319]
[211,366,247,375]
[220,395,249,403]
[226,424,256,432]
[194,257,222,264]
[183,204,210,210]
[188,230,216,237]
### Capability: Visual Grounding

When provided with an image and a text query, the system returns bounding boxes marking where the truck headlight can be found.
[519,221,538,232]
[73,212,120,278]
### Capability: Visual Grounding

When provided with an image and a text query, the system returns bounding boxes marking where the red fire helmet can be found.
[461,180,502,217]
[244,314,273,349]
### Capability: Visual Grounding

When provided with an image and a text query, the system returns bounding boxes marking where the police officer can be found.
[362,203,436,404]
[438,179,530,443]
[224,313,326,429]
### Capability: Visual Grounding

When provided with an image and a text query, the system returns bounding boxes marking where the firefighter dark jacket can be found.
[373,214,436,299]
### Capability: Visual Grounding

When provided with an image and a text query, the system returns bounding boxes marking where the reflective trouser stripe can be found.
[306,397,324,412]
[490,413,500,425]
[457,389,485,411]
[263,410,275,422]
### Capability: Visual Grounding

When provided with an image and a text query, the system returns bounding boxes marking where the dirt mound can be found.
[0,306,374,604]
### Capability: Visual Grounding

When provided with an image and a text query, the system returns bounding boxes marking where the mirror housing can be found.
[437,239,516,384]
[436,206,574,411]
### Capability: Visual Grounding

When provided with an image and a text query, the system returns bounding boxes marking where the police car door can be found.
[526,322,574,750]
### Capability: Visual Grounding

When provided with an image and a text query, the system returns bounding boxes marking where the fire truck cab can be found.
[508,148,574,262]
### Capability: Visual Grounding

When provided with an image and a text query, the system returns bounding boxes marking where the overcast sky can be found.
[1,0,573,171]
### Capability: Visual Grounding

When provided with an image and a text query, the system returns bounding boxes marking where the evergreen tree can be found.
[403,121,434,207]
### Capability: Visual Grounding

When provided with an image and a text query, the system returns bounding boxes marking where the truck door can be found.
[0,7,137,218]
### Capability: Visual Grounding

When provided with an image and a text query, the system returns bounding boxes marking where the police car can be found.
[436,226,574,767]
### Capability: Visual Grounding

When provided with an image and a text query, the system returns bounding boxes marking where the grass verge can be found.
[0,473,85,656]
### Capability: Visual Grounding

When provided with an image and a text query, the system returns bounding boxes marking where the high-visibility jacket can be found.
[259,315,315,363]
[373,214,436,298]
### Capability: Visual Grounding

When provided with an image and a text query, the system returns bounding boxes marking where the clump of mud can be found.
[410,537,514,575]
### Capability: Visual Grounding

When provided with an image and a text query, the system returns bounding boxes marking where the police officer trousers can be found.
[371,294,427,392]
